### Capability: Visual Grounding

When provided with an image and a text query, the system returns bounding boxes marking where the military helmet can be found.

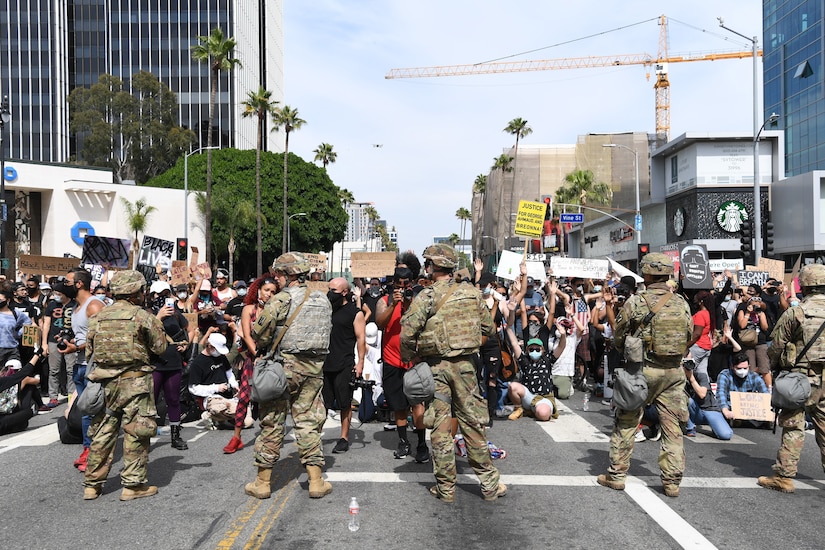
[799,263,825,288]
[423,244,458,269]
[271,252,310,275]
[640,252,674,275]
[109,270,147,295]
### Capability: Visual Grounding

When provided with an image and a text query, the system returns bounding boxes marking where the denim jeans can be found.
[73,363,92,448]
[687,398,733,440]
[689,344,712,377]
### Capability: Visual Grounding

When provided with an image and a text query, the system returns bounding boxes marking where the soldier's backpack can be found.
[798,304,825,364]
[90,306,140,367]
[640,292,690,358]
[416,283,483,357]
[273,286,332,355]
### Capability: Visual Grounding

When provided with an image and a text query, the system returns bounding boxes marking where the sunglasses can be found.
[527,347,542,353]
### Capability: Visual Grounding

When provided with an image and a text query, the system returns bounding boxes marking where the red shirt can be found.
[692,309,712,350]
[380,295,412,369]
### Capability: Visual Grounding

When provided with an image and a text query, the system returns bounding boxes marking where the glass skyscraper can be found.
[764,0,823,176]
[0,0,283,163]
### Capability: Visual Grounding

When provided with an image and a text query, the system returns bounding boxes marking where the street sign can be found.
[560,213,584,223]
[635,214,643,231]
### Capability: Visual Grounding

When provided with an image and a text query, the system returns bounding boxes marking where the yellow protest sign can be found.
[514,200,546,238]
[730,391,775,422]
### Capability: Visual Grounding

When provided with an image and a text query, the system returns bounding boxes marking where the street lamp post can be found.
[183,146,220,262]
[287,212,306,252]
[718,17,763,261]
[0,96,10,276]
[603,143,641,244]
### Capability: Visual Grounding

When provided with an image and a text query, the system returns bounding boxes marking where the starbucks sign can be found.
[716,200,748,233]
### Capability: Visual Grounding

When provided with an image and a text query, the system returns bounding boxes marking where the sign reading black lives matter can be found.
[679,243,712,289]
[137,236,174,283]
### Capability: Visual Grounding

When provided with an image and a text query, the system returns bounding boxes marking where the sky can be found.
[283,1,763,256]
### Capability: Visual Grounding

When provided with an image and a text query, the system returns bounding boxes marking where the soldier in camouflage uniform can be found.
[400,244,505,503]
[597,253,693,498]
[758,263,825,493]
[82,270,167,501]
[244,252,333,500]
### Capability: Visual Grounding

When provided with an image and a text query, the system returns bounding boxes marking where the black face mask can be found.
[0,300,8,310]
[27,287,37,297]
[327,290,345,309]
[62,283,78,299]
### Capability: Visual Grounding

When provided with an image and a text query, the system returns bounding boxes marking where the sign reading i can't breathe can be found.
[514,200,546,238]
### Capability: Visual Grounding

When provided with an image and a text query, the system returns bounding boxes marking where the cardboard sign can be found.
[182,313,198,330]
[455,268,472,281]
[81,236,131,269]
[171,265,192,287]
[192,262,212,281]
[549,256,609,280]
[303,252,328,273]
[306,281,328,293]
[514,200,546,238]
[21,325,40,348]
[758,257,785,282]
[738,270,769,288]
[19,255,80,276]
[730,391,775,422]
[679,243,712,289]
[350,252,396,278]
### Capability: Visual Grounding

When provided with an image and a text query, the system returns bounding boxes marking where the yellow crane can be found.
[385,15,760,140]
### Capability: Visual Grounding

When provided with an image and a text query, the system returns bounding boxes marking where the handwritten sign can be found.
[306,281,328,294]
[137,236,174,283]
[730,391,775,422]
[171,265,192,287]
[758,257,785,282]
[350,252,397,278]
[737,270,769,288]
[21,325,40,348]
[549,257,609,280]
[19,255,80,276]
[82,236,131,269]
[302,253,328,273]
[192,262,212,282]
[514,200,546,238]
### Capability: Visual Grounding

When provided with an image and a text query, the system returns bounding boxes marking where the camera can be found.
[56,327,75,351]
[404,287,414,301]
[349,374,376,390]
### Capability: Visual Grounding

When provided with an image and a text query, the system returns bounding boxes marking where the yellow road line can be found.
[215,499,263,550]
[244,478,298,550]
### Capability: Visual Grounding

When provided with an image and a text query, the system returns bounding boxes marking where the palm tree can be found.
[447,233,460,248]
[337,188,355,275]
[195,193,259,280]
[241,86,278,275]
[191,27,241,266]
[272,105,306,253]
[455,207,471,268]
[560,169,613,257]
[472,174,487,256]
[313,143,337,170]
[120,197,157,268]
[492,154,514,250]
[503,118,533,237]
[364,205,379,252]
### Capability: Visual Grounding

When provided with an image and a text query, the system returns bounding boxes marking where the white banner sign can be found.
[495,250,547,282]
[709,258,744,272]
[549,257,609,280]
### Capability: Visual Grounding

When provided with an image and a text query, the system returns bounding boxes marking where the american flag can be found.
[574,297,590,334]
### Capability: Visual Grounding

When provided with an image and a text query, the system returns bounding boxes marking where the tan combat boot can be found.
[306,465,333,499]
[597,474,626,491]
[83,486,102,500]
[663,483,680,497]
[120,484,158,501]
[757,475,795,493]
[245,467,272,499]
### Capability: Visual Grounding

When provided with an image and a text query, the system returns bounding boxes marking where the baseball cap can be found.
[5,359,22,370]
[234,280,247,289]
[149,280,171,294]
[526,338,544,348]
[216,269,229,279]
[200,280,212,291]
[207,333,229,355]
[365,322,379,346]
[39,282,52,291]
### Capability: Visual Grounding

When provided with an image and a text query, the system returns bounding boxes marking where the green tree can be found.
[455,207,471,268]
[313,143,337,170]
[503,117,533,236]
[472,174,487,256]
[492,154,514,247]
[447,233,460,248]
[196,191,259,281]
[120,197,157,268]
[375,224,398,252]
[364,205,379,252]
[145,148,346,278]
[191,27,241,266]
[241,86,278,275]
[272,105,307,252]
[559,169,612,257]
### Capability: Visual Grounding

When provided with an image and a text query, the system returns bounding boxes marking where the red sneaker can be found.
[74,447,89,471]
[223,436,243,454]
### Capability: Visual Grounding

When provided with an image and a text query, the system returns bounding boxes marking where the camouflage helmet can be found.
[423,244,458,269]
[799,263,825,288]
[271,252,310,275]
[109,270,147,295]
[640,252,674,275]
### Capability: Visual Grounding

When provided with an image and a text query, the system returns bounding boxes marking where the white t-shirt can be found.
[552,332,579,377]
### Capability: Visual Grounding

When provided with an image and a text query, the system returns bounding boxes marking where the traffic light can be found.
[740,219,753,265]
[763,221,775,258]
[637,243,650,260]
[541,195,552,220]
[177,237,188,261]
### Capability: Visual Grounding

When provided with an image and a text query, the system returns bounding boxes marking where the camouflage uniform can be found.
[764,290,825,480]
[83,272,167,494]
[602,254,692,494]
[400,273,500,501]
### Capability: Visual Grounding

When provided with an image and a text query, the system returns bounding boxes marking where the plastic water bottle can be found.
[348,497,360,532]
[582,391,590,411]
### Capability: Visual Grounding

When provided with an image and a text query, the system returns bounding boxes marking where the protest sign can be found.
[21,325,40,348]
[306,281,328,293]
[495,250,522,281]
[303,252,328,273]
[137,236,174,283]
[19,255,79,277]
[83,264,106,291]
[709,258,744,273]
[171,265,192,287]
[737,270,769,288]
[81,236,131,269]
[514,200,546,238]
[679,243,712,289]
[549,257,609,280]
[192,262,212,281]
[758,257,785,282]
[350,252,396,278]
[730,392,775,422]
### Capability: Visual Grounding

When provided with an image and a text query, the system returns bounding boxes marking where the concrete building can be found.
[0,1,284,163]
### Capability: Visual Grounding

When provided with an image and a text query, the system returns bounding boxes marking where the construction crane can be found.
[385,15,760,140]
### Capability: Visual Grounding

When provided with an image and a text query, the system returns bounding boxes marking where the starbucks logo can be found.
[716,200,748,233]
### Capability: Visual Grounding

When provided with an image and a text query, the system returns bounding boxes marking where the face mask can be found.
[237,288,247,297]
[593,285,602,292]
[199,293,210,302]
[368,288,382,298]
[94,295,107,303]
[27,288,37,297]
[0,301,8,309]
[152,296,167,310]
[576,285,584,294]
[62,283,78,299]
[482,287,492,297]
[177,291,188,300]
[53,293,63,302]
[327,290,345,309]
[528,351,543,361]
[791,300,800,307]
[525,289,534,299]
[734,368,749,379]
[208,348,222,358]
[528,321,540,337]
[723,295,731,302]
